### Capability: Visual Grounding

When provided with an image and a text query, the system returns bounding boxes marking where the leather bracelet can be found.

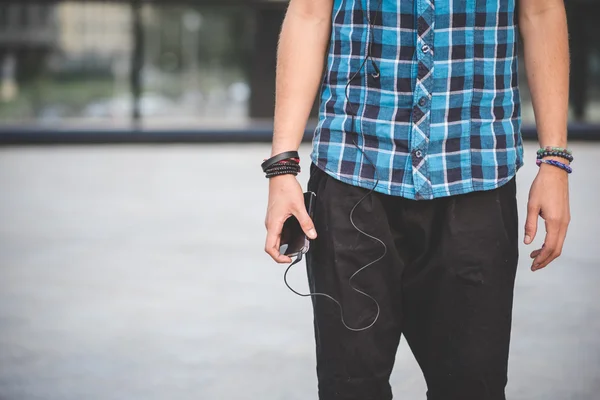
[261,151,300,173]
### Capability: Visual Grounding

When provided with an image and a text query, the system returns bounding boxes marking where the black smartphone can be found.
[280,191,316,257]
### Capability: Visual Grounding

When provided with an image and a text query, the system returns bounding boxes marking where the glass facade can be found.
[0,2,254,128]
[0,1,598,129]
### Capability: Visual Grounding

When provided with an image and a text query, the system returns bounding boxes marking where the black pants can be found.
[305,164,519,400]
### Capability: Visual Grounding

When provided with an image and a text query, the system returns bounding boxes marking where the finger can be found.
[529,243,545,259]
[529,248,543,259]
[265,223,292,264]
[555,223,569,258]
[524,202,540,245]
[532,220,560,271]
[274,235,292,264]
[544,223,568,266]
[292,204,317,239]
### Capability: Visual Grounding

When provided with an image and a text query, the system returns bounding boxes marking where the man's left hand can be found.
[524,163,571,271]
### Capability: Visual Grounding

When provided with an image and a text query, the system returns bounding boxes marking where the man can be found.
[264,0,571,399]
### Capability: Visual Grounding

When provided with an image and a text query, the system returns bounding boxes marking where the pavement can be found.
[0,143,599,400]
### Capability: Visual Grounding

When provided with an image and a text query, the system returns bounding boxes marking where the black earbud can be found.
[370,59,380,79]
[367,0,381,80]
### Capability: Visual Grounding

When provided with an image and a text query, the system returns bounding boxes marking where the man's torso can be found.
[311,0,524,200]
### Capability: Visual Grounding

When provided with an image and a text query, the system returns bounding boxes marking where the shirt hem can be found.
[311,153,524,200]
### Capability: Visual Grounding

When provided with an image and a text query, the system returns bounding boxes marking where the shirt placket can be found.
[410,0,435,200]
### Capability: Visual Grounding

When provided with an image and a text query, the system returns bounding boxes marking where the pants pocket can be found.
[444,179,519,286]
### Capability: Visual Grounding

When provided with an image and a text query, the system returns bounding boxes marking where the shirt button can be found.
[418,97,428,107]
[415,150,423,159]
[421,44,430,54]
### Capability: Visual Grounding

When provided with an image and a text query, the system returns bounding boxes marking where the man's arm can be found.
[519,0,571,271]
[264,0,333,263]
[271,0,333,156]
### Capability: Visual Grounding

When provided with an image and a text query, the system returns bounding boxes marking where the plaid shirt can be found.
[311,0,524,200]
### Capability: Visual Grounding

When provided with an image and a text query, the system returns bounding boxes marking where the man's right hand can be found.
[264,174,317,263]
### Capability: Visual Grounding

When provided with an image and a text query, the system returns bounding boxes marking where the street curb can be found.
[0,124,599,145]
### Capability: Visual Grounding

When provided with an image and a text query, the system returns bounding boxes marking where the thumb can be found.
[524,203,539,245]
[294,207,317,239]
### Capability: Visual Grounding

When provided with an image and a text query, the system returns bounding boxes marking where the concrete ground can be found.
[0,143,598,400]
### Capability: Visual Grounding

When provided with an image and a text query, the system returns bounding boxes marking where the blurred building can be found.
[0,4,57,51]
[566,0,600,121]
[0,3,58,101]
[0,0,598,130]
[57,2,132,61]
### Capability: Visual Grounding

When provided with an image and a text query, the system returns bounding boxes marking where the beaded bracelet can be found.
[266,169,301,179]
[537,146,572,156]
[536,159,572,174]
[265,163,301,176]
[266,167,301,178]
[265,163,301,174]
[537,150,574,163]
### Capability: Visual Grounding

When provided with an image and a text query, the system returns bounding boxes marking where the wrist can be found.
[269,173,298,182]
[271,148,299,157]
[539,141,568,149]
[268,173,299,190]
[539,162,568,173]
[270,141,301,157]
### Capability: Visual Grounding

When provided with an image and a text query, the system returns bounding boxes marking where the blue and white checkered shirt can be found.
[311,0,524,200]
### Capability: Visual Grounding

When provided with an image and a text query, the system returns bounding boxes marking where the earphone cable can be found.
[282,0,386,332]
